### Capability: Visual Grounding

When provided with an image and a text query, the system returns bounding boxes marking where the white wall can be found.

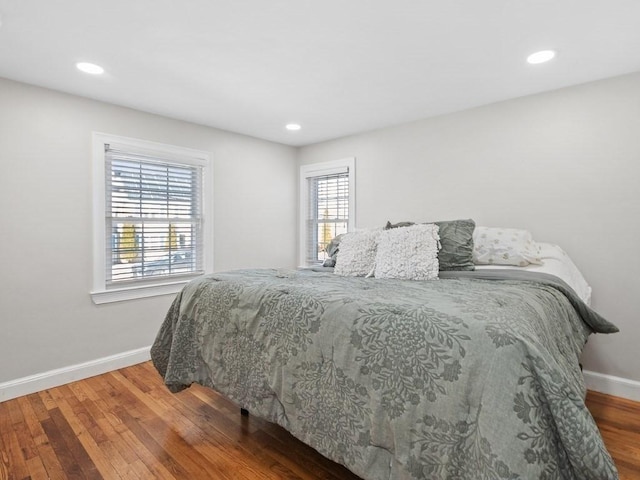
[0,78,297,385]
[1,71,638,398]
[298,71,640,386]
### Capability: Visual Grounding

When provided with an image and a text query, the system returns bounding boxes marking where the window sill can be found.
[90,279,194,304]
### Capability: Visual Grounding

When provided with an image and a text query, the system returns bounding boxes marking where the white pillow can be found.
[374,224,440,280]
[334,229,381,277]
[473,226,542,267]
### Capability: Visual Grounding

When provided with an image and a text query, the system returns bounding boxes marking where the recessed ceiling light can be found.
[76,62,105,75]
[285,123,301,131]
[527,50,556,65]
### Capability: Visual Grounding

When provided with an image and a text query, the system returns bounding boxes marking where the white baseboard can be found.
[584,369,640,402]
[0,346,151,403]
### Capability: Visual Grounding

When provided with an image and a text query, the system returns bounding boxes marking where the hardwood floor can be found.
[0,362,637,479]
[585,390,640,480]
[0,362,361,480]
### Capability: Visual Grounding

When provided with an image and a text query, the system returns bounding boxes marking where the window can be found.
[91,133,213,304]
[299,158,355,266]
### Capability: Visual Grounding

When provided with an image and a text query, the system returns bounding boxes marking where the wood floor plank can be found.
[49,405,103,479]
[109,370,170,420]
[119,363,155,394]
[117,429,176,480]
[0,434,10,480]
[74,385,123,444]
[0,401,16,480]
[81,379,170,477]
[52,385,122,480]
[112,406,198,479]
[5,399,25,427]
[146,384,286,480]
[175,387,349,480]
[26,454,50,480]
[10,416,38,465]
[2,364,639,480]
[3,430,30,480]
[28,425,68,480]
[16,396,47,448]
[127,458,156,479]
[586,391,640,480]
[144,414,253,480]
[96,439,137,479]
[40,415,86,480]
[110,367,350,480]
[27,393,51,424]
[38,389,57,411]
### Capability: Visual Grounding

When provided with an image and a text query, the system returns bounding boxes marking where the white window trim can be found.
[91,132,214,304]
[299,158,355,267]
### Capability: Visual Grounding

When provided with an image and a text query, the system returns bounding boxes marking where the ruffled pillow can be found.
[334,230,380,276]
[375,224,440,280]
[473,226,542,266]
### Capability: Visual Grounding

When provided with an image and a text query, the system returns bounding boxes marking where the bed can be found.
[150,222,619,480]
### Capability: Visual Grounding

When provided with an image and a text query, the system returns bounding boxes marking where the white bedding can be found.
[475,243,592,305]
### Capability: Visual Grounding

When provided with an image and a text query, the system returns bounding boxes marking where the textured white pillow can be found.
[473,226,542,266]
[374,224,440,280]
[334,229,381,277]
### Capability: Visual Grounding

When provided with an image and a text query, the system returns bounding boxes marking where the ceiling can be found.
[1,1,639,147]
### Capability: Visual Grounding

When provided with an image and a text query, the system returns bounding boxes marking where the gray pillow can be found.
[385,219,475,271]
[322,233,344,267]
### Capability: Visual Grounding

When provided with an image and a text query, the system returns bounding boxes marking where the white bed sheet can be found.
[475,243,592,306]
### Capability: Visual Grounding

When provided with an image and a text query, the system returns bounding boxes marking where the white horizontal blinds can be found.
[307,171,349,264]
[105,146,204,285]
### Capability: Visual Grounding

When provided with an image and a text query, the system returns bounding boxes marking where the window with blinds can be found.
[105,146,204,285]
[307,172,350,264]
[299,158,355,267]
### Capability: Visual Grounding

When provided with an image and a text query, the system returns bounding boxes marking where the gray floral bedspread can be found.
[150,268,619,480]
